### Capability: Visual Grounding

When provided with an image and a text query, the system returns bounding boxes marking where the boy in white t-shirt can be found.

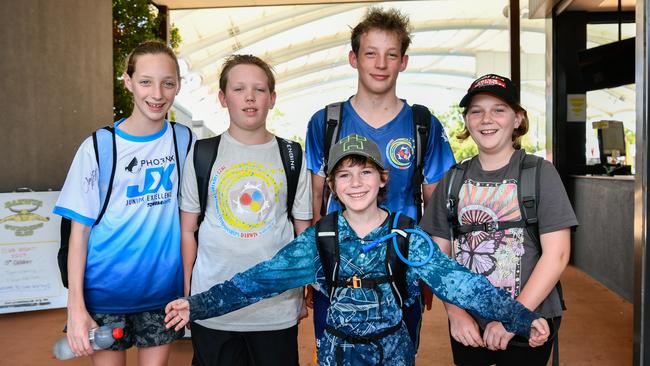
[179,54,312,366]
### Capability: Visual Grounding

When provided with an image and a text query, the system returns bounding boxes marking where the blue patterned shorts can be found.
[90,308,184,350]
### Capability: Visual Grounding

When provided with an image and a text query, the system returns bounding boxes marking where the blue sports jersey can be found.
[54,120,187,313]
[305,100,456,220]
[187,210,539,365]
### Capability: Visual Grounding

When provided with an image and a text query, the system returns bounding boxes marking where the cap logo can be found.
[471,76,506,90]
[340,134,367,152]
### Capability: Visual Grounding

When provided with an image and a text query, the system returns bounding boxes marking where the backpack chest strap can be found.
[335,274,393,289]
[455,220,527,234]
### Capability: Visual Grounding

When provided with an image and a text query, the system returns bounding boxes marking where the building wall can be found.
[570,176,634,302]
[0,0,113,192]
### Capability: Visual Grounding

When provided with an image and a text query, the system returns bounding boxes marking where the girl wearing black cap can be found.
[420,74,578,366]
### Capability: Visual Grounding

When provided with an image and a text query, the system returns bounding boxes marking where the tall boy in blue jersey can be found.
[305,7,456,352]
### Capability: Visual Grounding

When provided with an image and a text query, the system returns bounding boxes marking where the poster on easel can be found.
[0,191,67,314]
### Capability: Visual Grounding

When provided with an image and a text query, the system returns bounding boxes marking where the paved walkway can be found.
[0,265,632,365]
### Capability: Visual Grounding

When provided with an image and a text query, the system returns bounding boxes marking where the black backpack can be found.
[317,212,416,365]
[192,135,303,227]
[315,211,414,310]
[321,102,431,220]
[57,122,193,288]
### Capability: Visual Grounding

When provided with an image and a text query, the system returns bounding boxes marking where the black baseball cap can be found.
[327,134,384,175]
[459,74,520,108]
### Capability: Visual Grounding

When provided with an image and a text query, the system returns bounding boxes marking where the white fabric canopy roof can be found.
[168,0,634,143]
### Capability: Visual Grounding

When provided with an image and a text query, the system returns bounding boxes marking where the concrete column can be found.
[0,0,113,192]
[634,0,649,364]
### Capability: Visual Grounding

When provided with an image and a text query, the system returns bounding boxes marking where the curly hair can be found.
[351,7,412,56]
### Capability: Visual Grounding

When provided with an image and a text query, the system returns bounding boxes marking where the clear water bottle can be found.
[52,325,124,360]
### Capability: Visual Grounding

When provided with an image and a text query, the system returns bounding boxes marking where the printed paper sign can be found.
[567,94,587,122]
[0,191,67,313]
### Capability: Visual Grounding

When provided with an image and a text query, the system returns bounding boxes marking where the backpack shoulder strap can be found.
[411,104,431,221]
[519,154,543,249]
[320,102,344,217]
[59,128,109,288]
[323,102,343,173]
[275,136,302,221]
[93,126,116,226]
[385,212,415,308]
[193,135,221,226]
[519,153,565,311]
[446,158,471,241]
[315,211,340,300]
[171,121,194,177]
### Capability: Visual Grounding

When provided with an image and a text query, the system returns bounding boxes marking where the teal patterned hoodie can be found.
[187,210,539,365]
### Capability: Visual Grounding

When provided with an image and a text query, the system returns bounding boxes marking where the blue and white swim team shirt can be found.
[54,120,188,314]
[305,100,456,220]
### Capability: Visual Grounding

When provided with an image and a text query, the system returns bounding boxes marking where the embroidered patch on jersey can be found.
[453,179,524,298]
[385,138,414,170]
[211,162,281,239]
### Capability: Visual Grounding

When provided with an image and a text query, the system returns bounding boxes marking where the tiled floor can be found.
[0,265,632,365]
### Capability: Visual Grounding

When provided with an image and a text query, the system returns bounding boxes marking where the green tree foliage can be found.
[437,104,541,162]
[113,0,181,119]
[267,108,306,148]
[624,127,636,170]
[437,105,477,162]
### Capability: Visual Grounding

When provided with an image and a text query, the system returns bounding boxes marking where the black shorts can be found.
[190,322,299,366]
[449,317,561,366]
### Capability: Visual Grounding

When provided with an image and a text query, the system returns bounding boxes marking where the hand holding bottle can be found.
[53,325,124,360]
[65,306,99,357]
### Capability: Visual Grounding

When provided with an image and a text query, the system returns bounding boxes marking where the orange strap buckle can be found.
[351,275,362,288]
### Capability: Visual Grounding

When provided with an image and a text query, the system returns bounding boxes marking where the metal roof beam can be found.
[203,47,476,87]
[154,0,376,10]
[276,69,476,97]
[190,18,544,74]
[178,5,329,55]
[180,3,365,59]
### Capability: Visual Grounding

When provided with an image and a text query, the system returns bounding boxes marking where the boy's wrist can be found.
[444,302,465,316]
[508,306,540,337]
